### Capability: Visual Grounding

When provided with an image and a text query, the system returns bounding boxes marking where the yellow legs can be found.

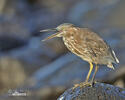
[91,64,98,84]
[73,62,99,90]
[85,62,93,82]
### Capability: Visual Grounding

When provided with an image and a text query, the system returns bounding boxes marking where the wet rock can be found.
[58,82,125,100]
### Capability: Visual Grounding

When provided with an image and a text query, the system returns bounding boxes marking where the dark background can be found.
[0,0,125,100]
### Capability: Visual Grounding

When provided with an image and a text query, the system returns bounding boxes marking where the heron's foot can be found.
[72,83,80,90]
[72,81,93,91]
[90,80,97,86]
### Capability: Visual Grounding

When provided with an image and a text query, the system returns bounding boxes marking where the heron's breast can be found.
[62,36,82,56]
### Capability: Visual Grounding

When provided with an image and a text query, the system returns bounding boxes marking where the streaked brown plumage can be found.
[40,23,119,87]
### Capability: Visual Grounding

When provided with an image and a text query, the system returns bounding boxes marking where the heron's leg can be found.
[85,62,93,82]
[72,62,93,90]
[91,64,99,84]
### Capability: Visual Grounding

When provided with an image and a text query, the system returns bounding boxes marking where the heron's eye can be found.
[61,27,65,30]
[57,27,65,31]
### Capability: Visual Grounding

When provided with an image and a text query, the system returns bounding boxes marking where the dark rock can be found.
[58,82,125,100]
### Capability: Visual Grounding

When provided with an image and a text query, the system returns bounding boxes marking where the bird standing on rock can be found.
[40,23,119,88]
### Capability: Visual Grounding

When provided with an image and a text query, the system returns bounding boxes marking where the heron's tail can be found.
[111,50,119,63]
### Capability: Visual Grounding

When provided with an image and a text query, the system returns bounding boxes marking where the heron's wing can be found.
[73,28,108,57]
[80,28,119,63]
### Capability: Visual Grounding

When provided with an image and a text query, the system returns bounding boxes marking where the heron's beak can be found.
[40,28,59,41]
[42,32,60,41]
[40,28,57,32]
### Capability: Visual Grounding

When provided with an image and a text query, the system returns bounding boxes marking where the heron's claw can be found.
[72,81,93,91]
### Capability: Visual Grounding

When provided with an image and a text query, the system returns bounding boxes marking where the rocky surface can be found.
[58,82,125,100]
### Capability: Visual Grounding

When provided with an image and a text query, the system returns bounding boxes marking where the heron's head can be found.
[40,23,74,41]
[56,23,74,31]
